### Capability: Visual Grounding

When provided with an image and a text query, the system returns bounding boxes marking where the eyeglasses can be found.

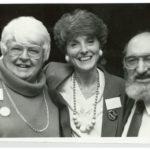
[8,44,43,59]
[124,55,150,70]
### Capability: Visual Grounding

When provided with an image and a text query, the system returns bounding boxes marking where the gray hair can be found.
[0,16,51,61]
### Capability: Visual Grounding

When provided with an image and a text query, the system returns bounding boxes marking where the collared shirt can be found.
[58,69,105,137]
[122,100,150,137]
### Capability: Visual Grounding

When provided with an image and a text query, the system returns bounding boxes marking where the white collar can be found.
[144,100,150,115]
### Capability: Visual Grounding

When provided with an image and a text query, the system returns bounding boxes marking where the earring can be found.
[99,50,103,56]
[65,55,70,62]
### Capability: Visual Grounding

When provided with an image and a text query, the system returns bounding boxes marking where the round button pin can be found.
[0,107,11,117]
[107,110,118,121]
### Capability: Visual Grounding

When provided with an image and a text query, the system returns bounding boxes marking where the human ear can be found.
[0,42,7,56]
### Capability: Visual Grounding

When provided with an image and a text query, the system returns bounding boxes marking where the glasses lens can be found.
[28,47,43,59]
[9,47,23,56]
[143,55,150,67]
[9,45,43,59]
[124,57,138,69]
[124,55,150,70]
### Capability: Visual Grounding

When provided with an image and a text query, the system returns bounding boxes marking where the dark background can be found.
[0,3,150,77]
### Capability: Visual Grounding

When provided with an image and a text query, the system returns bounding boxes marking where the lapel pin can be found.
[107,110,118,121]
[0,106,11,117]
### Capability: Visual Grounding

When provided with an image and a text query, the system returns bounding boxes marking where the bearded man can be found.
[122,31,150,137]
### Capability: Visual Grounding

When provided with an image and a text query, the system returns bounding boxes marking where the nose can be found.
[19,49,29,60]
[136,58,147,74]
[80,43,88,53]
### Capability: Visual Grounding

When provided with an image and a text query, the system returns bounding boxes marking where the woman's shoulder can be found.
[98,66,124,84]
[108,73,125,84]
[45,62,68,72]
[44,62,72,71]
[107,74,125,95]
[44,62,72,75]
[101,68,125,91]
[107,72,125,87]
[44,62,73,89]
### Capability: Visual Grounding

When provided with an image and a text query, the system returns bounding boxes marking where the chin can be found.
[12,71,30,80]
[76,62,97,72]
[16,75,30,81]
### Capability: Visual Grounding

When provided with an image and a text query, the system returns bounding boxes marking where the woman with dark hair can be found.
[45,9,126,137]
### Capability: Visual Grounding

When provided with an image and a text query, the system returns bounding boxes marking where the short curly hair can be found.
[54,9,108,53]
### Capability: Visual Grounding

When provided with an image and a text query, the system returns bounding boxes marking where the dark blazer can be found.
[45,62,127,137]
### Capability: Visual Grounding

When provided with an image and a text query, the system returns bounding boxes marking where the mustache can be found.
[135,72,150,80]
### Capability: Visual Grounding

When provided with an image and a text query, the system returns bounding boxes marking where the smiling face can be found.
[125,33,150,83]
[3,40,44,82]
[124,32,150,101]
[66,35,101,73]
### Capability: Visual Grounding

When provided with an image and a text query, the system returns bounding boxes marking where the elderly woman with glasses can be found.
[0,16,70,137]
[45,9,126,137]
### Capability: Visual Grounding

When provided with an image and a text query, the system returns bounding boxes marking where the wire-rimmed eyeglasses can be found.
[8,43,43,60]
[124,55,150,70]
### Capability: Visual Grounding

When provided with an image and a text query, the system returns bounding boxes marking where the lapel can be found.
[101,68,124,137]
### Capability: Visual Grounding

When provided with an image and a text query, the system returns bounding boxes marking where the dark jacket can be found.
[121,96,135,135]
[45,62,127,137]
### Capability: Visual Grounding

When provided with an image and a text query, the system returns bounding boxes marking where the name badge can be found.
[0,88,3,101]
[105,97,121,110]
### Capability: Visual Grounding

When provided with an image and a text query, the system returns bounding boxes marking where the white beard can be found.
[126,79,150,102]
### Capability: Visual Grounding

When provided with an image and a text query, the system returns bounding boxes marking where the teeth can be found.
[18,64,28,68]
[80,56,91,61]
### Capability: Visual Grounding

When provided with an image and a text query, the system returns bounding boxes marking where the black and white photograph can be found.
[0,1,149,148]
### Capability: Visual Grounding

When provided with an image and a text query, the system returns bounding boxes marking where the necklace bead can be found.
[73,70,100,133]
[76,123,81,129]
[91,118,96,124]
[86,126,91,131]
[80,126,87,133]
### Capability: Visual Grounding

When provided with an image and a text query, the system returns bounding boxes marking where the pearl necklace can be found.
[2,82,49,133]
[72,71,100,133]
